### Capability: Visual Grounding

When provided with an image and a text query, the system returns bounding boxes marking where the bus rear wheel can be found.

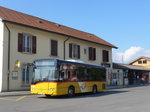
[68,86,75,97]
[45,94,51,97]
[92,85,97,94]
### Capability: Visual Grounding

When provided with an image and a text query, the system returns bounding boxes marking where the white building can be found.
[0,6,117,92]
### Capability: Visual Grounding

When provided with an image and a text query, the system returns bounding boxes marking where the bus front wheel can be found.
[68,86,75,97]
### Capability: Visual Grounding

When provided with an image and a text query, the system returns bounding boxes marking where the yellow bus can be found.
[30,59,106,97]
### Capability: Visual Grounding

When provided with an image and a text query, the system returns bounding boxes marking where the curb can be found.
[0,91,31,97]
[106,84,150,90]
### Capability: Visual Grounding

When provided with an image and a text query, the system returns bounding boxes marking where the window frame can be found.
[138,60,142,64]
[18,33,36,54]
[51,39,58,56]
[102,50,109,62]
[69,43,80,59]
[89,47,96,61]
[143,60,147,64]
[23,34,32,53]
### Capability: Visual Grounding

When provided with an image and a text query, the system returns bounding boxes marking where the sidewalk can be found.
[107,84,150,89]
[0,90,31,97]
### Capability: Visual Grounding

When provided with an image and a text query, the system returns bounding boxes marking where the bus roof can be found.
[34,59,105,69]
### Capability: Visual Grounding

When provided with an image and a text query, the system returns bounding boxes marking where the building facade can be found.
[0,6,117,92]
[129,56,150,68]
[111,63,150,86]
[129,56,150,84]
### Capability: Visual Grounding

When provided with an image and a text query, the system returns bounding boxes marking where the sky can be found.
[1,0,150,63]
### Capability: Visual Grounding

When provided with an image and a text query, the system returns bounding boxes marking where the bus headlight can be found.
[31,86,35,90]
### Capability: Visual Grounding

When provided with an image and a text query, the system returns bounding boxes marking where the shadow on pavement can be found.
[1,85,149,98]
[38,90,129,99]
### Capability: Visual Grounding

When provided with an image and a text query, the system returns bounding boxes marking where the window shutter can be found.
[32,36,36,54]
[55,41,58,56]
[51,40,57,56]
[102,50,106,62]
[77,45,80,59]
[93,48,96,60]
[103,50,109,62]
[69,43,72,58]
[89,47,92,60]
[18,33,23,52]
[106,51,109,62]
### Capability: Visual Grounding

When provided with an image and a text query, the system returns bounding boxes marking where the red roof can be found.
[0,6,117,48]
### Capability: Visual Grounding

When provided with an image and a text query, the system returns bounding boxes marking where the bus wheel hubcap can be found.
[69,88,74,95]
[93,86,97,93]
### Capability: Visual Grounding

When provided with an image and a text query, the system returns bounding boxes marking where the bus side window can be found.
[59,71,64,81]
[70,69,78,81]
[68,71,70,79]
[87,69,92,81]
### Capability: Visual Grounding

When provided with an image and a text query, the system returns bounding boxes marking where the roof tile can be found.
[0,6,117,48]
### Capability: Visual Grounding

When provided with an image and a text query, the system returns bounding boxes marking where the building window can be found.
[143,60,147,64]
[23,35,32,53]
[84,48,87,54]
[18,33,36,54]
[69,43,80,59]
[89,47,96,61]
[102,50,109,62]
[138,61,142,64]
[51,40,58,56]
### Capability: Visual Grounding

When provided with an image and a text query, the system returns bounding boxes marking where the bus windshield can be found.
[32,66,58,84]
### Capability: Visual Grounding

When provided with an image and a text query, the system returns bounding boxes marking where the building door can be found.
[22,63,33,85]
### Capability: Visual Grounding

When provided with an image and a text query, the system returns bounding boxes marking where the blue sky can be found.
[1,0,150,63]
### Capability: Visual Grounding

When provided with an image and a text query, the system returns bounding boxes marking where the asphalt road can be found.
[0,86,150,112]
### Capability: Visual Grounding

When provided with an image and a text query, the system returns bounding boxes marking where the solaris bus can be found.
[30,59,106,96]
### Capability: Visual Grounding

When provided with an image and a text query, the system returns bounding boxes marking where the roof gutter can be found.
[3,20,118,49]
[3,22,10,92]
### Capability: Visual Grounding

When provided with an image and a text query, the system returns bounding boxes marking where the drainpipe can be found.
[64,37,70,60]
[4,23,10,92]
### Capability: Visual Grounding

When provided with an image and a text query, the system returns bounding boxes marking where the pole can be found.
[4,23,10,91]
[64,37,70,60]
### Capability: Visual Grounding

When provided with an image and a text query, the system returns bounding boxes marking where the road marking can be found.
[15,96,27,101]
[0,95,27,101]
[0,98,16,101]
